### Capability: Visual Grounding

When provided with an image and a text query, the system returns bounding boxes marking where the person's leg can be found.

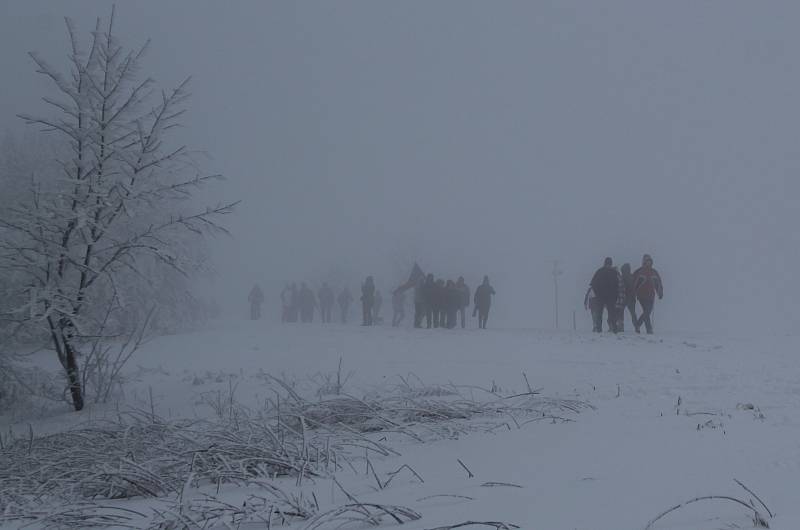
[604,301,617,333]
[459,307,465,328]
[627,302,637,331]
[640,298,654,334]
[592,306,602,333]
[480,307,489,329]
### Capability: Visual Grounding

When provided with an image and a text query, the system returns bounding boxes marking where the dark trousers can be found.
[636,297,655,334]
[362,301,373,326]
[593,299,617,333]
[339,304,349,324]
[250,303,261,320]
[446,309,457,329]
[476,305,490,329]
[321,305,332,323]
[459,307,467,328]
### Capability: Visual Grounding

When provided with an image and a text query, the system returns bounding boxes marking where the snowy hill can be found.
[2,321,797,529]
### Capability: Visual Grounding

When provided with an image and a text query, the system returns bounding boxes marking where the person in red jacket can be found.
[632,254,663,334]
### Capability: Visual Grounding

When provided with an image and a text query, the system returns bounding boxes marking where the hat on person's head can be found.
[642,254,653,265]
[604,257,613,267]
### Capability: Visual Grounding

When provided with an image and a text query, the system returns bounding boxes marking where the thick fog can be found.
[2,1,798,335]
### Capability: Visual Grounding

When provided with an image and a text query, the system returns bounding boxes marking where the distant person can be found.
[413,277,426,328]
[632,254,664,334]
[248,284,264,320]
[433,279,447,328]
[620,263,637,330]
[337,287,353,324]
[473,275,495,329]
[445,280,460,329]
[318,282,335,324]
[299,282,316,323]
[392,289,406,327]
[584,287,601,332]
[613,266,627,332]
[422,274,436,328]
[287,283,300,323]
[373,289,384,324]
[456,276,470,329]
[590,257,620,333]
[280,284,292,322]
[361,276,376,326]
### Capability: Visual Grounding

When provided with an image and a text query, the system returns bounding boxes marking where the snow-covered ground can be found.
[3,320,799,529]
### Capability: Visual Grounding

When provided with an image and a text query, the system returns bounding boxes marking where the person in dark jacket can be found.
[473,275,495,329]
[373,289,383,324]
[422,274,436,328]
[613,267,626,332]
[444,280,460,329]
[248,284,264,320]
[361,276,375,326]
[318,283,335,324]
[432,279,447,328]
[590,258,620,333]
[337,287,353,324]
[632,254,663,334]
[620,263,637,331]
[456,276,470,329]
[299,282,316,323]
[413,277,426,328]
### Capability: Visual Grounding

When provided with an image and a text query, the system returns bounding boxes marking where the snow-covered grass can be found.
[1,320,798,529]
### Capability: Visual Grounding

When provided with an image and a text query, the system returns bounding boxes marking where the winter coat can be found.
[615,269,626,309]
[248,286,264,305]
[474,283,495,309]
[413,280,426,305]
[457,283,470,308]
[621,269,635,305]
[632,267,663,301]
[446,285,461,312]
[590,266,619,303]
[361,281,375,304]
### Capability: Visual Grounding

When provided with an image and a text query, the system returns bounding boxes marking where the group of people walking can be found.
[249,264,497,331]
[585,254,664,334]
[384,265,496,330]
[249,257,664,334]
[248,282,357,324]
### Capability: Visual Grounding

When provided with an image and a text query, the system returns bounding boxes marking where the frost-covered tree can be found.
[0,9,236,411]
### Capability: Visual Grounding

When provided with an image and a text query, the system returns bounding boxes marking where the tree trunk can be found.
[64,340,85,411]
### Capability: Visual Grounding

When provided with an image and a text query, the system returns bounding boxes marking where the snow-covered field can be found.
[3,320,799,529]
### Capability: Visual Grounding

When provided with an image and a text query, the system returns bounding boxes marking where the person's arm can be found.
[584,287,591,310]
[655,271,664,299]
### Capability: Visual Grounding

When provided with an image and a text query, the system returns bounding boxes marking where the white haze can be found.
[2,1,798,335]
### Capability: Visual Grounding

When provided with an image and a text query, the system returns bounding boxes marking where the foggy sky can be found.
[2,1,799,335]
